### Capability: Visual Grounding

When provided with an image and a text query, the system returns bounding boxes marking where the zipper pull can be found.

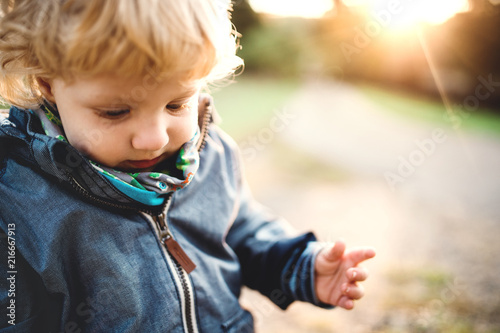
[163,235,197,274]
[153,209,197,274]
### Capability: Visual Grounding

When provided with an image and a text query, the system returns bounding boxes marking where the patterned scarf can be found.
[33,102,200,205]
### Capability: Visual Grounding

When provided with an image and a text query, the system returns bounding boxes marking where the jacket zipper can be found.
[152,198,197,274]
[150,198,198,333]
[68,100,212,333]
[70,175,199,333]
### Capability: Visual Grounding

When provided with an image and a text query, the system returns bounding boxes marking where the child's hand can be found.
[314,240,376,309]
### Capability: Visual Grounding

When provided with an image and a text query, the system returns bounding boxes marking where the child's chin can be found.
[130,166,155,173]
[113,165,155,173]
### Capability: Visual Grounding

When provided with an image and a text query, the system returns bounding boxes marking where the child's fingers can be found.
[347,247,376,265]
[337,295,355,310]
[342,282,365,300]
[346,267,369,282]
[324,240,346,262]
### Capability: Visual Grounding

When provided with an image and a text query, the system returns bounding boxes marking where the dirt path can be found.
[239,79,500,332]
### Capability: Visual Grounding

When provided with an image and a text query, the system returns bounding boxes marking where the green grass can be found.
[208,74,300,140]
[380,265,500,333]
[358,84,500,136]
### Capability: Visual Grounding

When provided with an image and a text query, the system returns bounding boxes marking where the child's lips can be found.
[126,156,162,169]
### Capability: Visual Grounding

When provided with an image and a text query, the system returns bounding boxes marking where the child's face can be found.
[43,73,200,172]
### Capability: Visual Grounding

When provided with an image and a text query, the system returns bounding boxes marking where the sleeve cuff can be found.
[280,241,335,309]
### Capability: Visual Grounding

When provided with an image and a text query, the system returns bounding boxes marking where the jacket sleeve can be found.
[223,136,329,310]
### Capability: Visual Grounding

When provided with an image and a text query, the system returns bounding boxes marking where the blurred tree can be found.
[230,0,317,76]
[236,18,316,76]
[231,0,261,37]
[427,0,500,108]
[314,0,500,110]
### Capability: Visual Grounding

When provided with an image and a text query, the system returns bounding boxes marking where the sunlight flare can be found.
[249,0,333,18]
[349,0,470,28]
[249,0,470,27]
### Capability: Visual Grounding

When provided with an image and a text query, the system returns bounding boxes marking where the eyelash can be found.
[101,109,129,119]
[166,103,188,113]
[98,102,190,119]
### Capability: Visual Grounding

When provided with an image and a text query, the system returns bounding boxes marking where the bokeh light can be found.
[349,0,471,28]
[249,0,470,27]
[249,0,333,18]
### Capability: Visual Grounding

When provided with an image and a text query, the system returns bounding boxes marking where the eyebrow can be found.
[170,90,199,101]
[87,86,200,108]
[173,85,201,98]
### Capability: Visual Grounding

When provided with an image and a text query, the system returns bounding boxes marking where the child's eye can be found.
[99,109,130,119]
[166,103,188,113]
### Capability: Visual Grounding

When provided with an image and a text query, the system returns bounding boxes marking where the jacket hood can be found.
[0,94,213,214]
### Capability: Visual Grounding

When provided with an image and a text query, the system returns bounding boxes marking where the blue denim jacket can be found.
[0,98,326,333]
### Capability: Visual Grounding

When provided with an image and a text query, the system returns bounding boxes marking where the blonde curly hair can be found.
[0,0,243,108]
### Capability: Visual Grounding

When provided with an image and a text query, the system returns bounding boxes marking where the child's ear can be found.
[36,77,56,103]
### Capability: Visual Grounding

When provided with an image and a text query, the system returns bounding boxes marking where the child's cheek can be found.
[64,128,103,162]
[191,102,199,132]
[69,137,94,159]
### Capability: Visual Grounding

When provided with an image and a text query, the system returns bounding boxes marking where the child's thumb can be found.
[324,240,346,262]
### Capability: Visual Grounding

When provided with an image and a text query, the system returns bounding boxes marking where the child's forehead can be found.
[62,73,201,102]
[69,74,202,92]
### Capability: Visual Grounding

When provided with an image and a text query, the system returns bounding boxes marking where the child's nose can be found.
[131,117,169,151]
